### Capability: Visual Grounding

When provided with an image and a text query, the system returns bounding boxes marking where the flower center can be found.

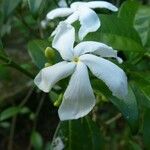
[73,57,79,63]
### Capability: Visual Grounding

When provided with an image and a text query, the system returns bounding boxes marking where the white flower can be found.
[58,0,68,8]
[46,1,118,40]
[34,22,128,121]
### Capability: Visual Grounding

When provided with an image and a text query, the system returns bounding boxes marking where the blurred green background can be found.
[0,0,150,150]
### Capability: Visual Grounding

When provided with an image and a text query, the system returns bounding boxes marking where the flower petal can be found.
[70,2,86,10]
[34,61,76,93]
[58,62,95,120]
[74,41,122,63]
[87,1,118,12]
[46,8,73,20]
[78,7,100,40]
[65,11,79,24]
[52,22,75,60]
[80,54,128,99]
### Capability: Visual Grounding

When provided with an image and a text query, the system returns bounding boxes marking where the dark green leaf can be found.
[28,39,49,69]
[0,106,21,121]
[28,0,43,16]
[131,82,150,109]
[134,6,150,46]
[1,0,22,19]
[85,15,144,53]
[128,141,142,150]
[110,85,139,133]
[52,118,104,150]
[118,0,139,26]
[0,39,6,55]
[31,131,43,150]
[143,108,150,149]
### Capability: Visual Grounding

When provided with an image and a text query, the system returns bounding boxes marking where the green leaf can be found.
[110,85,139,133]
[0,106,21,121]
[0,39,6,55]
[28,0,43,16]
[131,82,150,109]
[31,131,43,150]
[130,72,150,102]
[85,15,144,53]
[128,141,142,150]
[134,6,150,46]
[118,0,139,26]
[52,118,104,150]
[143,108,150,149]
[1,0,22,19]
[28,39,49,69]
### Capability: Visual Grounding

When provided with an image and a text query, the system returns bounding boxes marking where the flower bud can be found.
[45,47,55,59]
[54,94,63,107]
[45,63,52,67]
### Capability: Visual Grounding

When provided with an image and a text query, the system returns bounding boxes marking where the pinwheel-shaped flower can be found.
[34,22,128,121]
[46,1,118,40]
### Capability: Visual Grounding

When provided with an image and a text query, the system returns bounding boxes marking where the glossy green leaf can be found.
[28,0,43,16]
[131,82,150,109]
[31,131,43,150]
[118,0,139,26]
[1,0,22,19]
[0,106,21,121]
[143,108,150,149]
[28,40,49,69]
[85,15,144,53]
[110,85,139,133]
[134,6,150,46]
[131,72,150,102]
[52,118,104,150]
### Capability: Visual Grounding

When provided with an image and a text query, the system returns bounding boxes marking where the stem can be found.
[0,54,34,79]
[105,113,122,125]
[27,94,46,150]
[8,116,17,150]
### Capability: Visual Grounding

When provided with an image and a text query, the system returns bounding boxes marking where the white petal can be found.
[52,22,75,60]
[46,8,73,20]
[74,41,122,63]
[34,61,76,93]
[78,7,100,40]
[58,0,68,8]
[70,2,86,10]
[80,54,128,99]
[58,62,95,121]
[65,11,79,24]
[87,1,118,12]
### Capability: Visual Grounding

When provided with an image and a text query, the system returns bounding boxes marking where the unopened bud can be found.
[45,63,51,67]
[45,47,55,59]
[54,94,63,107]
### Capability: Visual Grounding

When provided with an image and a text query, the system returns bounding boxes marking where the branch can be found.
[0,54,34,79]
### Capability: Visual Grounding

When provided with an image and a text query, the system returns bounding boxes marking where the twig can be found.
[7,87,35,150]
[8,116,16,150]
[0,54,34,79]
[27,94,46,150]
[105,113,122,125]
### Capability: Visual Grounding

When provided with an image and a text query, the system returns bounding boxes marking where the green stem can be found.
[0,54,34,79]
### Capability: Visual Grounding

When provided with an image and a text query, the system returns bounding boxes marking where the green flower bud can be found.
[45,47,55,59]
[45,63,52,67]
[54,94,63,107]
